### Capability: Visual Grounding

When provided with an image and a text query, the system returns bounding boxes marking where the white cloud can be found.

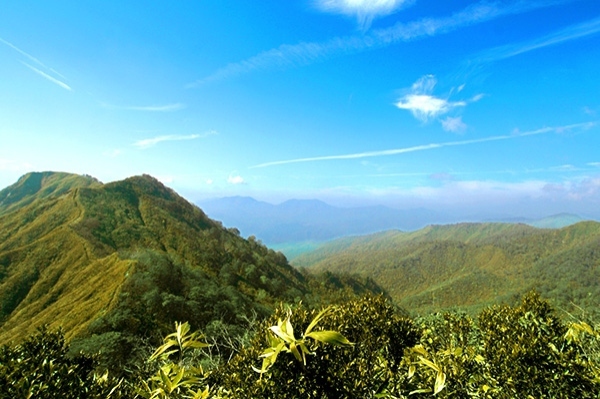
[104,103,185,112]
[227,175,245,185]
[395,75,466,122]
[134,134,199,149]
[474,15,600,65]
[189,0,563,86]
[205,179,214,185]
[103,149,123,158]
[252,122,596,168]
[442,116,467,133]
[396,95,466,121]
[134,130,217,149]
[156,176,174,184]
[21,62,72,91]
[314,0,412,30]
[1,38,71,91]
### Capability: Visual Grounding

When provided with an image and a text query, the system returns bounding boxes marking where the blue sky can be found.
[1,0,600,218]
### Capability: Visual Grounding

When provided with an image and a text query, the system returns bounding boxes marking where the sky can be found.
[1,0,600,219]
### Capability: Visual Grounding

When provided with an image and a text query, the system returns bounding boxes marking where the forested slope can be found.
[294,222,600,314]
[0,172,373,370]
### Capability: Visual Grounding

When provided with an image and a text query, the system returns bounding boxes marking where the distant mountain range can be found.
[293,221,600,315]
[197,196,443,245]
[198,196,586,253]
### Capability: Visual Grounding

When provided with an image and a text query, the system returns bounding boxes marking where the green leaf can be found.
[434,371,446,395]
[304,307,333,336]
[306,330,353,346]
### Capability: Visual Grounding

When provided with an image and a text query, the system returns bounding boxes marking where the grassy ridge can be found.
[0,173,308,348]
[0,172,381,373]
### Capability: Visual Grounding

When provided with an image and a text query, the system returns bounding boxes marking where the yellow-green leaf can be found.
[305,331,353,346]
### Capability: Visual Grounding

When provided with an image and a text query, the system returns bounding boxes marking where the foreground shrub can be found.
[0,327,124,399]
[404,291,600,398]
[212,295,420,398]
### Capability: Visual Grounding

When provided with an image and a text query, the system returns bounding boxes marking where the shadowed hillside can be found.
[294,222,600,315]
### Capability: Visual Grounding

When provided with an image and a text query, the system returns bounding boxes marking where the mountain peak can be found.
[0,171,101,216]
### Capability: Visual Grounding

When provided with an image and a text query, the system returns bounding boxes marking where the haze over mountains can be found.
[1,171,598,355]
[198,196,587,253]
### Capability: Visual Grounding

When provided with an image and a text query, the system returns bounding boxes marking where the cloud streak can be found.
[1,37,71,91]
[21,62,72,91]
[251,122,596,168]
[475,15,600,64]
[134,131,217,149]
[102,103,186,112]
[189,0,569,86]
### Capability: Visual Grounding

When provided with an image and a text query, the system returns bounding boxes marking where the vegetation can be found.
[1,293,599,398]
[2,172,600,396]
[294,222,600,315]
[0,172,381,374]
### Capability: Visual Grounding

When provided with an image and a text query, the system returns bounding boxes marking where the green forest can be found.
[1,172,599,398]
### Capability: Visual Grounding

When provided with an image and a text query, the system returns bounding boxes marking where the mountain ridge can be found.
[294,221,600,315]
[198,196,588,254]
[0,173,311,349]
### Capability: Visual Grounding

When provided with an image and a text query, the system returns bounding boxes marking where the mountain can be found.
[197,196,441,247]
[0,173,315,354]
[0,171,101,216]
[293,222,600,315]
[528,213,584,228]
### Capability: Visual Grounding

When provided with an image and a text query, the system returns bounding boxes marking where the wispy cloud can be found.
[252,122,596,168]
[314,0,413,30]
[21,62,72,91]
[395,75,469,122]
[441,116,467,133]
[133,130,217,149]
[227,174,245,185]
[189,0,568,86]
[103,149,123,158]
[103,103,186,112]
[1,37,71,91]
[474,15,600,64]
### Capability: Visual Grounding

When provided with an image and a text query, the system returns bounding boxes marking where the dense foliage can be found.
[1,293,599,398]
[0,327,121,398]
[294,222,600,315]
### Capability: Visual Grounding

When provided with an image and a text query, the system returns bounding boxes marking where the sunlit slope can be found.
[0,171,101,216]
[0,183,130,342]
[0,173,308,344]
[295,222,600,314]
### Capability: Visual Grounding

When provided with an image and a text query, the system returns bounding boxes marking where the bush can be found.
[212,295,420,398]
[403,291,600,398]
[0,327,124,398]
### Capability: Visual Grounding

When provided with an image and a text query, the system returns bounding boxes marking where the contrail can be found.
[251,122,596,168]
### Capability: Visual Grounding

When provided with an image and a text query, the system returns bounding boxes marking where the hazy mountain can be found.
[293,221,600,315]
[528,213,584,228]
[198,196,442,245]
